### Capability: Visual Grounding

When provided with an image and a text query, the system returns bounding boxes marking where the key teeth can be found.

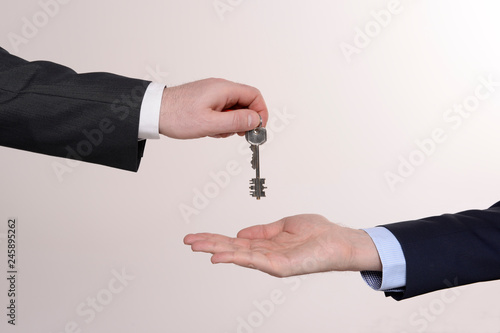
[249,178,265,185]
[250,191,266,198]
[250,145,257,170]
[249,178,266,199]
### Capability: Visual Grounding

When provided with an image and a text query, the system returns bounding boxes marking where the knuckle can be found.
[231,112,245,131]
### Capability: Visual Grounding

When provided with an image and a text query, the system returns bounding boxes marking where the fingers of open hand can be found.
[184,233,250,254]
[211,251,273,273]
[237,220,285,240]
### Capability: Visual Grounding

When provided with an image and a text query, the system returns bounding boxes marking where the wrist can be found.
[159,86,172,137]
[350,229,382,272]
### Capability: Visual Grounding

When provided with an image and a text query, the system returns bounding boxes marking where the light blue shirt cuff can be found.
[138,82,164,140]
[360,227,406,291]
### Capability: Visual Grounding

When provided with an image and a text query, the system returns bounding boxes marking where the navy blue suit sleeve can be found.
[0,47,150,171]
[382,201,500,300]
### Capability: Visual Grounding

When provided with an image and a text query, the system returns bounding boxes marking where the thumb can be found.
[210,109,261,135]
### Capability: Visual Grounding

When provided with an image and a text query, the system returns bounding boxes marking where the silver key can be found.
[245,120,267,200]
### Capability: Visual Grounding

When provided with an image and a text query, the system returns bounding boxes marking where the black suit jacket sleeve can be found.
[382,201,500,300]
[0,47,151,171]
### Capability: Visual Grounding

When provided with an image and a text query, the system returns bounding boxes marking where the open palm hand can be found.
[184,214,381,277]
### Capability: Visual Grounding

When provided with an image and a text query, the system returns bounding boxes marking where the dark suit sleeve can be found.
[382,201,500,300]
[0,47,151,171]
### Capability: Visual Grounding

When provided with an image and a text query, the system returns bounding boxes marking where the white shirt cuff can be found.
[138,82,164,140]
[361,227,406,291]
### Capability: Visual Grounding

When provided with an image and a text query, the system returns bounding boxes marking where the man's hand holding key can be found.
[159,78,268,139]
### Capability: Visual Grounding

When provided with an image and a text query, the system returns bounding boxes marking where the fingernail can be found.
[248,114,253,127]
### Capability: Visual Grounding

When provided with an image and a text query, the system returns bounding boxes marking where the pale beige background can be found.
[1,0,500,332]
